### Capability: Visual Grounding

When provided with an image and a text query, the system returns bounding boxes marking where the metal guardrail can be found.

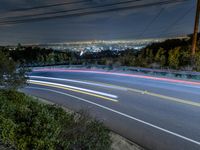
[124,66,200,79]
[30,64,200,80]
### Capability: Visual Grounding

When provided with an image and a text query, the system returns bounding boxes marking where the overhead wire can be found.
[139,8,165,38]
[158,6,194,37]
[0,0,144,20]
[0,0,190,26]
[10,0,90,12]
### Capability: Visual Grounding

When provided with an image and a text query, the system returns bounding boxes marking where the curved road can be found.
[22,68,200,150]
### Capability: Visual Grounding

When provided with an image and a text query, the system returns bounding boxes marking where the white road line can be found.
[28,76,200,107]
[26,86,200,146]
[29,76,127,91]
[28,80,118,99]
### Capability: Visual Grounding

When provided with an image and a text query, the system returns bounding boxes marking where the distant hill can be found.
[144,33,200,53]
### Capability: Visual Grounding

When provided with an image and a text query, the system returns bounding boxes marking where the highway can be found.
[22,68,200,150]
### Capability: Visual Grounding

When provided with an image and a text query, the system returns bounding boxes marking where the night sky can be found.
[0,0,196,45]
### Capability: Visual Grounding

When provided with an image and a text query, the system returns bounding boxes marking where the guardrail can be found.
[30,64,200,80]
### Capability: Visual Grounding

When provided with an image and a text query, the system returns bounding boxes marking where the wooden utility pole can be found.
[192,0,200,56]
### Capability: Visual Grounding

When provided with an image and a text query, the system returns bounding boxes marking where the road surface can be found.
[22,68,200,150]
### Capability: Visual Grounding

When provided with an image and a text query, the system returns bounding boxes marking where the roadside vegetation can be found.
[1,34,200,71]
[0,90,111,150]
[0,51,27,89]
[0,51,111,150]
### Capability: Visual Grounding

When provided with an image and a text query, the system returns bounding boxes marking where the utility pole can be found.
[192,0,200,56]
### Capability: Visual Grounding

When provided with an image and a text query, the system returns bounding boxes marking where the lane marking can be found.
[28,80,118,99]
[142,91,200,107]
[29,76,200,107]
[25,87,200,146]
[91,81,200,107]
[29,76,127,91]
[88,81,200,107]
[33,68,200,86]
[28,80,118,102]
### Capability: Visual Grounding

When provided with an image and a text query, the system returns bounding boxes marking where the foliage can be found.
[194,51,200,71]
[0,90,111,150]
[0,51,27,89]
[155,48,166,67]
[168,47,181,69]
[1,35,200,71]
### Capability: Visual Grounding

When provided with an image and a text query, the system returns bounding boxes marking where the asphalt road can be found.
[22,68,200,150]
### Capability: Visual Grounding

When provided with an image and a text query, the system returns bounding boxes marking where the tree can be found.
[37,55,45,64]
[155,48,166,67]
[0,51,27,89]
[179,48,191,68]
[168,47,181,69]
[145,48,154,64]
[46,53,55,64]
[194,51,200,71]
[16,43,22,51]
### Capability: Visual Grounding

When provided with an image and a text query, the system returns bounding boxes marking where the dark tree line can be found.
[1,35,200,71]
[0,50,27,89]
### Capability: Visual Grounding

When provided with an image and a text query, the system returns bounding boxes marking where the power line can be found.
[0,0,143,20]
[139,8,164,38]
[0,0,189,26]
[159,6,194,37]
[10,0,90,12]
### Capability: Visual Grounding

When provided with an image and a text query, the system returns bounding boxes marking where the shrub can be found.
[168,47,181,69]
[0,90,111,150]
[155,48,166,67]
[0,51,27,90]
[58,111,111,150]
[195,51,200,71]
[0,116,16,146]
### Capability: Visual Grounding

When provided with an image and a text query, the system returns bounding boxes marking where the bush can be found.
[168,47,181,69]
[0,90,111,150]
[155,48,166,67]
[0,51,27,90]
[0,116,16,146]
[194,48,200,71]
